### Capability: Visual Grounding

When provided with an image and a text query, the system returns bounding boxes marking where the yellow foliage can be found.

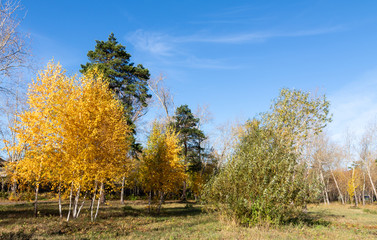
[188,171,204,195]
[11,61,131,194]
[347,168,360,203]
[140,123,186,194]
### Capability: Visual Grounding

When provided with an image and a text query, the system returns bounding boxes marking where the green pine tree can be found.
[171,105,206,200]
[81,33,151,153]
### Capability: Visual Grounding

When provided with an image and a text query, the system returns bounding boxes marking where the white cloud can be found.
[177,27,342,44]
[125,27,342,71]
[328,69,377,143]
[126,26,342,57]
[127,30,175,56]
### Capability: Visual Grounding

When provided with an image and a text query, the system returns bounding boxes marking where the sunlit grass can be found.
[1,200,377,239]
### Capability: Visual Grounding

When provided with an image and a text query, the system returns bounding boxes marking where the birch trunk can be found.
[66,181,74,222]
[72,185,81,218]
[362,173,366,205]
[58,182,62,218]
[90,181,98,222]
[157,191,165,214]
[331,170,344,204]
[94,182,104,221]
[148,190,152,213]
[76,192,87,218]
[320,170,330,204]
[34,183,40,217]
[367,167,377,200]
[120,176,125,204]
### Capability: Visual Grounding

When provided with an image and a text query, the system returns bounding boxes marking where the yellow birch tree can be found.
[10,61,131,220]
[140,122,186,213]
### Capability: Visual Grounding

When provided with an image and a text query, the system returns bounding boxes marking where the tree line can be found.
[2,0,377,226]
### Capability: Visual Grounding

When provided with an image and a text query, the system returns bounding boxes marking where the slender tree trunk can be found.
[148,190,152,213]
[34,184,40,217]
[90,181,98,222]
[331,170,344,204]
[320,170,330,204]
[1,178,4,192]
[367,168,377,200]
[371,190,374,203]
[72,185,81,218]
[76,192,87,218]
[352,169,358,207]
[181,181,187,202]
[157,191,165,214]
[94,182,104,221]
[181,141,188,202]
[58,181,62,218]
[11,180,17,195]
[362,173,366,205]
[66,181,74,222]
[120,176,125,204]
[100,183,106,204]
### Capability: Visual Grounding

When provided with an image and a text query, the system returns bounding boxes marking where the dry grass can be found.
[1,200,377,239]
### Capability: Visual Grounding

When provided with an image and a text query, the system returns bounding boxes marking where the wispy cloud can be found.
[127,30,240,69]
[127,30,176,56]
[178,26,342,44]
[127,26,342,56]
[126,26,342,71]
[328,69,377,143]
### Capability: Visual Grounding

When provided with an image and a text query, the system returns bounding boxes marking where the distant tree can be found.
[0,79,25,194]
[0,0,29,92]
[359,126,377,203]
[140,122,185,213]
[147,74,174,121]
[347,167,361,207]
[171,105,206,201]
[81,33,151,153]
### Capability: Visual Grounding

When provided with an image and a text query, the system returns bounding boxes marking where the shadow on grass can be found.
[0,201,86,222]
[286,210,334,227]
[121,204,203,218]
[0,228,35,240]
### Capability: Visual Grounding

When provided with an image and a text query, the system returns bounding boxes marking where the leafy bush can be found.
[203,121,308,226]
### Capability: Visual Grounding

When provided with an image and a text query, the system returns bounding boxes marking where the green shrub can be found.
[203,121,308,226]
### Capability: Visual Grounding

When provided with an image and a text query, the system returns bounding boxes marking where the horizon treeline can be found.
[2,1,377,226]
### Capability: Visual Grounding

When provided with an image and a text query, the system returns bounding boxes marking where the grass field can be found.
[1,199,377,239]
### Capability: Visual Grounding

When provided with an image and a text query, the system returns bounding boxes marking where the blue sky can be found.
[18,0,377,143]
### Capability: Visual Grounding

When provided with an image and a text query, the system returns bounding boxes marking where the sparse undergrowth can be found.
[1,201,377,239]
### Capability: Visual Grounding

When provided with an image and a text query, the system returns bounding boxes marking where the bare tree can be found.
[309,133,331,204]
[0,0,29,92]
[328,144,346,204]
[0,76,26,193]
[147,74,174,121]
[359,123,377,202]
[211,120,243,169]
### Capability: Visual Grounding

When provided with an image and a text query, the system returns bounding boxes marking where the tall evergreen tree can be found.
[172,105,206,200]
[81,33,151,152]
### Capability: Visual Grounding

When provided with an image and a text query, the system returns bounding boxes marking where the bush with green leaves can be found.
[203,120,308,225]
[204,89,332,226]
